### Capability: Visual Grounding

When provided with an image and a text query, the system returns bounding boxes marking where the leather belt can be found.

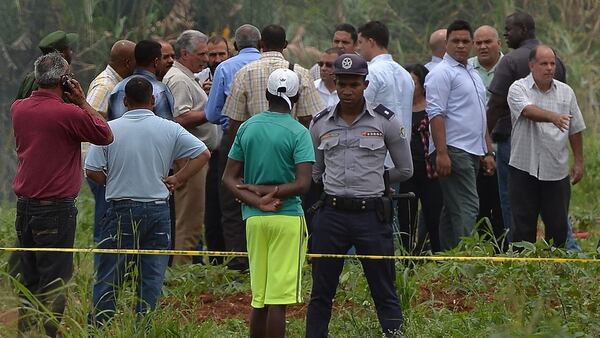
[324,194,378,211]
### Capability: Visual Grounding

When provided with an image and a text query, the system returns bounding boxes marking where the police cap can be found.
[333,53,368,76]
[38,31,79,54]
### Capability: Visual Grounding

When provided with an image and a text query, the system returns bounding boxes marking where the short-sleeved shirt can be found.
[86,65,123,115]
[487,39,566,137]
[223,51,325,122]
[228,111,315,219]
[364,54,414,141]
[507,74,585,181]
[108,68,175,121]
[425,53,488,156]
[83,64,123,159]
[163,61,218,150]
[468,53,503,103]
[310,102,413,198]
[85,109,207,202]
[12,91,112,198]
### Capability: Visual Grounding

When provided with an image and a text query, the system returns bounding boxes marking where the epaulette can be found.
[312,108,330,123]
[373,104,394,120]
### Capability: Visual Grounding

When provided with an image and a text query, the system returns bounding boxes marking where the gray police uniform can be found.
[305,53,413,338]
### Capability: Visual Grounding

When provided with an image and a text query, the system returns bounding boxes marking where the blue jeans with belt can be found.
[92,200,170,324]
[15,196,77,338]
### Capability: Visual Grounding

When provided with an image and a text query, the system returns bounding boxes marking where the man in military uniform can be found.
[15,30,78,100]
[305,54,413,338]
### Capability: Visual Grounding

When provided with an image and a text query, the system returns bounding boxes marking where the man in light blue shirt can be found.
[205,24,261,128]
[425,20,495,251]
[357,21,414,141]
[107,40,175,121]
[424,29,446,70]
[85,77,210,324]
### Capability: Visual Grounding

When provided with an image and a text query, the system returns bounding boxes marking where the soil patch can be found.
[417,282,494,312]
[164,293,363,323]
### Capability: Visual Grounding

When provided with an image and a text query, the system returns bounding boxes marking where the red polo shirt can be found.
[11,90,112,198]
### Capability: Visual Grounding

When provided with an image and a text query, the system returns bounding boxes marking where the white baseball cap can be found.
[267,68,299,110]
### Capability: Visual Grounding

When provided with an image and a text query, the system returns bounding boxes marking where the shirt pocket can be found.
[317,136,340,151]
[357,137,386,171]
[358,137,385,151]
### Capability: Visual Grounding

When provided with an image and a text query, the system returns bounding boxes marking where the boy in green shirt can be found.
[223,68,315,338]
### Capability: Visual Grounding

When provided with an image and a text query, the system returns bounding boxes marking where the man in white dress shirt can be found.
[313,47,343,111]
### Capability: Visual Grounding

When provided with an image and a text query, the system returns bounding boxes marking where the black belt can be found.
[110,199,168,206]
[324,194,378,211]
[17,196,75,206]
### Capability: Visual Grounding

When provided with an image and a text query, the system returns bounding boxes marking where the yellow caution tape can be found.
[0,247,598,264]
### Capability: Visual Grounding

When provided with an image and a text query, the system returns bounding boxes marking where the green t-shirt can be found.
[228,111,315,219]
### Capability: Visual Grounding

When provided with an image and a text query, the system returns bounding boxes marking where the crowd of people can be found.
[9,10,586,338]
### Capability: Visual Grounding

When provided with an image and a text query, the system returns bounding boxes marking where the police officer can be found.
[305,54,413,338]
[15,30,78,100]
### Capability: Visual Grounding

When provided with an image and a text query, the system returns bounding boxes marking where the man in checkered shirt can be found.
[507,45,585,247]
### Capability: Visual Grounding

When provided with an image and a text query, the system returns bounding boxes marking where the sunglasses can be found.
[318,61,334,67]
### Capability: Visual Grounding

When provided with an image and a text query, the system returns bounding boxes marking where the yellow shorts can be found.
[246,215,308,308]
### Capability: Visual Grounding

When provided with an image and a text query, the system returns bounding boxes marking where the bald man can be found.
[425,29,447,70]
[85,39,136,244]
[468,25,503,101]
[467,25,505,241]
[87,40,136,117]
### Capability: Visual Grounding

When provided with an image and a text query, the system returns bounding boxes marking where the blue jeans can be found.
[92,200,171,324]
[496,139,512,238]
[87,177,108,244]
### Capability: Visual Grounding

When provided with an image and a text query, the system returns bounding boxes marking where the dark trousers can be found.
[476,168,505,241]
[15,197,77,338]
[397,162,442,253]
[508,166,569,247]
[306,206,403,338]
[218,136,248,271]
[203,148,225,264]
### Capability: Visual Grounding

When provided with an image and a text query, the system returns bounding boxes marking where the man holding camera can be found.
[11,52,112,337]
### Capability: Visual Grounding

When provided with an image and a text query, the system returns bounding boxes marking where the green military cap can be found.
[38,30,79,54]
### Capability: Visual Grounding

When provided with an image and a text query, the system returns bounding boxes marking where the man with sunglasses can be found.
[314,47,343,111]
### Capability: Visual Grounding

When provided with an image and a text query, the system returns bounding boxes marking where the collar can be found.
[238,47,261,55]
[327,100,374,121]
[30,90,62,101]
[106,65,123,82]
[519,39,540,49]
[524,73,556,91]
[470,52,504,71]
[121,108,155,118]
[260,51,285,60]
[172,61,196,80]
[315,79,336,94]
[134,68,158,80]
[431,55,443,63]
[443,53,471,69]
[370,53,393,64]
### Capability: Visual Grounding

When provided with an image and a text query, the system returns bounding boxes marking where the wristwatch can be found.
[484,151,496,159]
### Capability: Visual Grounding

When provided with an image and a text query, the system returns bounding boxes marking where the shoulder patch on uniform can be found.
[312,108,330,123]
[373,104,394,120]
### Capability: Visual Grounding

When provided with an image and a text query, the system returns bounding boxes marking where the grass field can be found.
[0,138,599,338]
